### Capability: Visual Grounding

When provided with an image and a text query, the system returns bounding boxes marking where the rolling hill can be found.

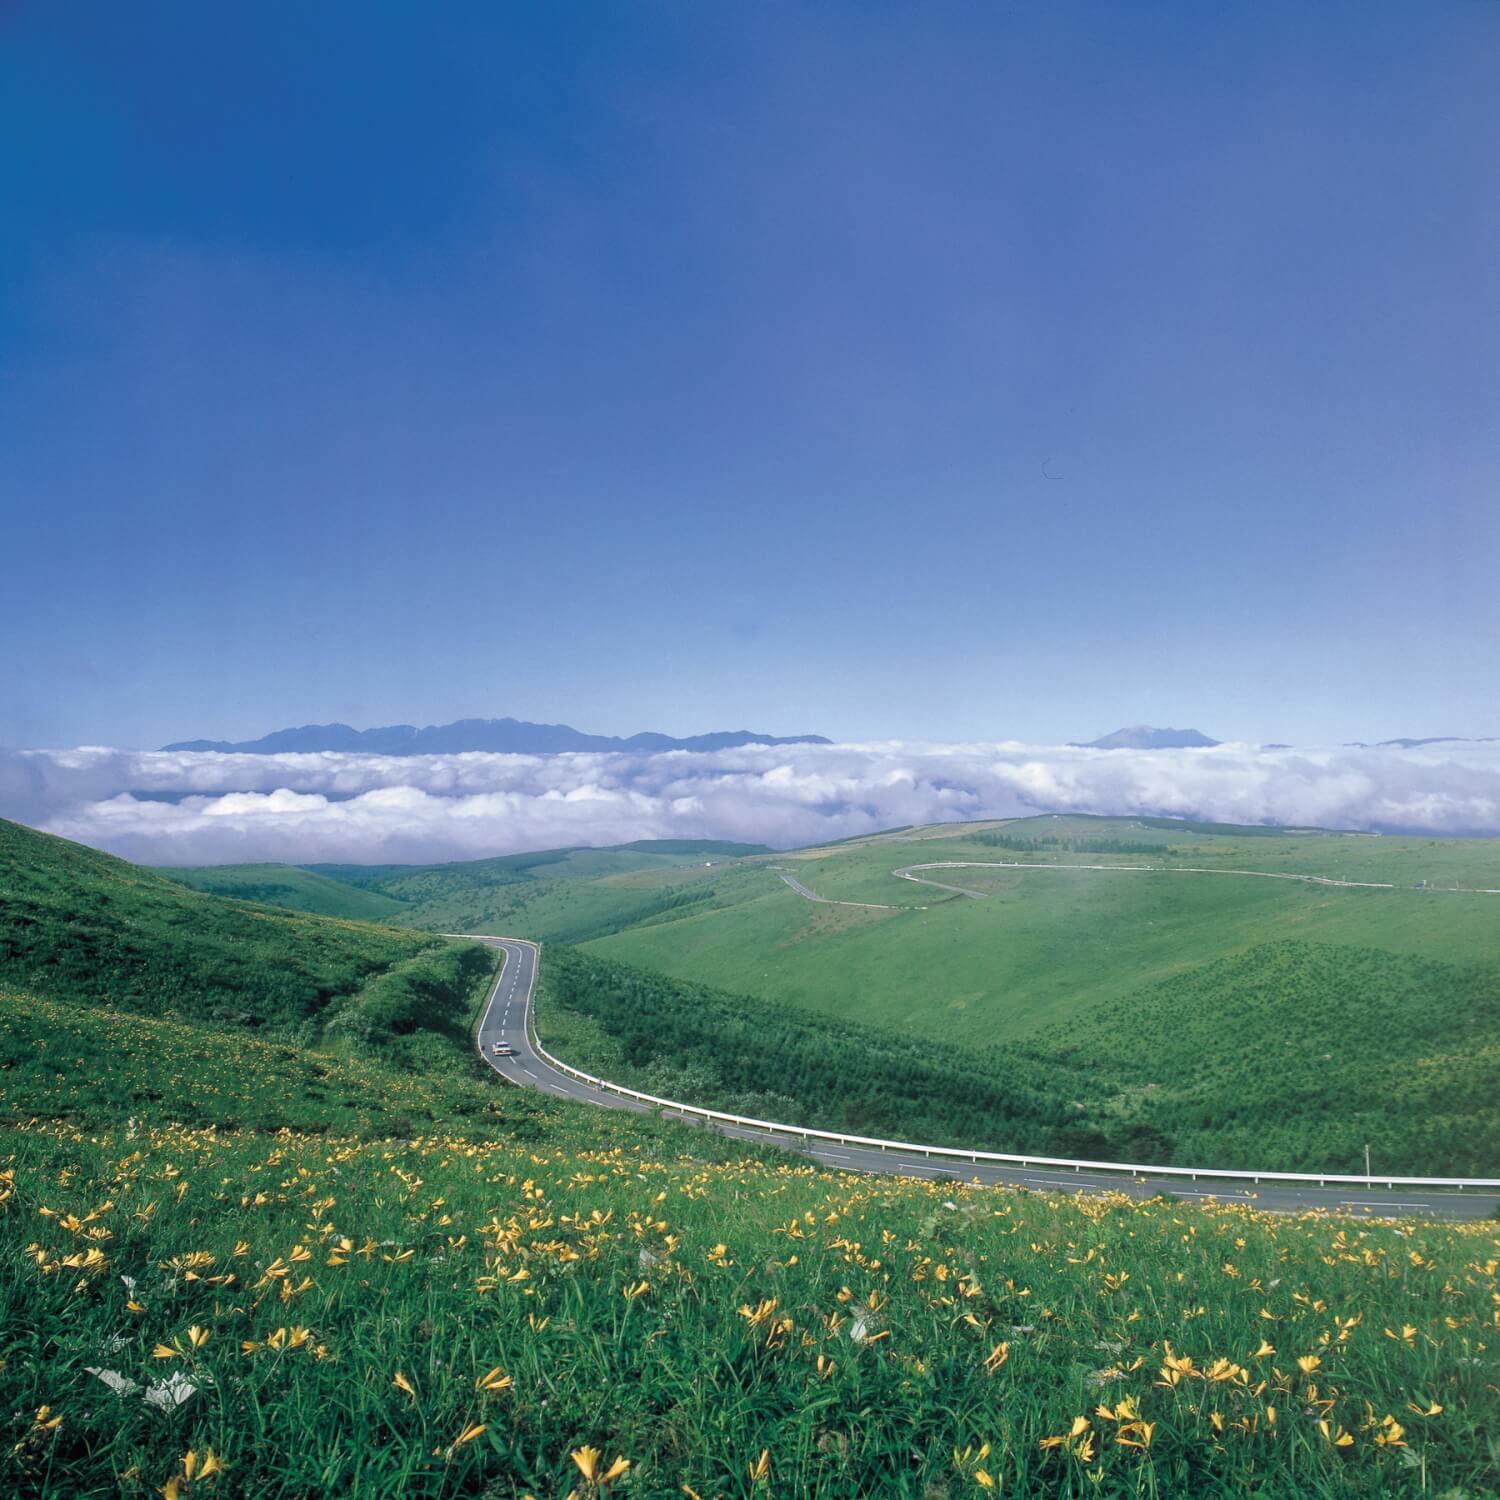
[159,839,772,942]
[0,817,493,1058]
[154,861,411,922]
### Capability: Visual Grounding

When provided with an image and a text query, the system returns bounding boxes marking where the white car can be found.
[491,1041,514,1057]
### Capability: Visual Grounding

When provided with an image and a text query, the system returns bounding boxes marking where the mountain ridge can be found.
[164,716,833,756]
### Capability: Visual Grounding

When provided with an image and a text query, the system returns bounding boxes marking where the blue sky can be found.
[3,1,1497,750]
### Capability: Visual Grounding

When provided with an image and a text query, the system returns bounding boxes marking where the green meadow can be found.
[583,820,1500,1044]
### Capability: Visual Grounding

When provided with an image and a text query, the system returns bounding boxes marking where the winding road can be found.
[471,936,1500,1221]
[890,859,1500,898]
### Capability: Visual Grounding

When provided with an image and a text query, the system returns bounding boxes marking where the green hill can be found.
[156,862,410,922]
[302,842,769,939]
[581,817,1500,1045]
[0,817,488,1051]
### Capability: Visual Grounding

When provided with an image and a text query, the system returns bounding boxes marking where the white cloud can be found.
[1,739,1497,866]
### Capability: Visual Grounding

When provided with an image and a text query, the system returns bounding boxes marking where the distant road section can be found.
[469,936,1500,1221]
[890,859,1500,897]
[773,871,900,910]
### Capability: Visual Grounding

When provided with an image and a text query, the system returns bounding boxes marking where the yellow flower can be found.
[1254,1341,1275,1359]
[621,1280,650,1301]
[153,1343,181,1360]
[186,1325,210,1350]
[393,1370,417,1400]
[984,1342,1009,1373]
[748,1449,771,1482]
[475,1365,513,1393]
[1406,1399,1442,1417]
[974,1470,995,1490]
[739,1298,779,1328]
[1297,1355,1321,1375]
[571,1447,630,1485]
[163,1447,225,1498]
[184,1448,225,1481]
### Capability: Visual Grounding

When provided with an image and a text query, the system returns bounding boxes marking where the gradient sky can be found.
[3,1,1497,751]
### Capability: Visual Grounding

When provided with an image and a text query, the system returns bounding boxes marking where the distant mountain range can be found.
[1353,736,1495,750]
[163,717,833,756]
[1074,725,1221,750]
[158,719,1494,757]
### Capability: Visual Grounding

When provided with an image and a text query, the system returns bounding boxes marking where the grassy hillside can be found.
[3,1116,1495,1499]
[167,842,769,937]
[584,818,1500,1045]
[535,944,1500,1175]
[0,818,485,1043]
[536,945,1106,1155]
[156,863,410,922]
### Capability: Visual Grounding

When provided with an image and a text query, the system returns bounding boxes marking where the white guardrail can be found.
[474,937,1500,1194]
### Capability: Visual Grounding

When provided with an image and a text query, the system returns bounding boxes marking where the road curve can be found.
[469,936,1500,1221]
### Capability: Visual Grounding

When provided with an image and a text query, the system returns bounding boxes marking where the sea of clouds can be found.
[2,739,1498,866]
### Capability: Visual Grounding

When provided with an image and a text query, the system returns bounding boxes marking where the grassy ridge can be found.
[168,843,768,940]
[2,1119,1495,1498]
[157,864,410,923]
[0,819,444,1035]
[149,815,1500,1174]
[0,819,503,1064]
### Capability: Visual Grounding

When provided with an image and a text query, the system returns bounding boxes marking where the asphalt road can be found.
[470,936,1500,1221]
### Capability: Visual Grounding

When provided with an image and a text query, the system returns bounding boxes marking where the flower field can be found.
[2,1119,1495,1498]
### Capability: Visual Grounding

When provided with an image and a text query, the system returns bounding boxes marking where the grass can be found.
[2,1119,1496,1498]
[585,825,1500,1045]
[155,865,410,924]
[0,819,459,1037]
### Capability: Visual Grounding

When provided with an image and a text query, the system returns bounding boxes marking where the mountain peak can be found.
[1076,725,1220,750]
